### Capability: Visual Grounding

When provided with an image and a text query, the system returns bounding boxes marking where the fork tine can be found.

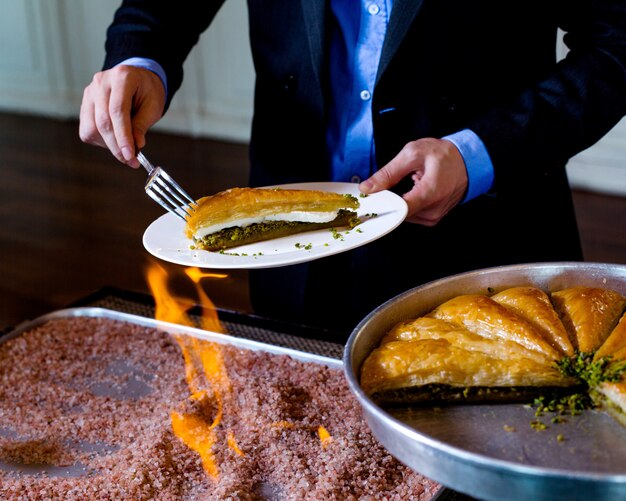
[147,174,195,221]
[145,186,188,222]
[137,151,197,221]
[155,168,197,207]
[152,180,195,218]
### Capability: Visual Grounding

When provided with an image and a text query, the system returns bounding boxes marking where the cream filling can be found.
[597,382,626,411]
[194,210,340,239]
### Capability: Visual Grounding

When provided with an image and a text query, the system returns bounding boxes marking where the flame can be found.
[171,411,220,478]
[146,262,196,327]
[318,426,332,449]
[145,260,235,479]
[226,431,244,456]
[271,421,296,430]
[145,259,334,481]
[184,267,227,333]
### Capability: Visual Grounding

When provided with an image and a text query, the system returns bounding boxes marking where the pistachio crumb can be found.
[530,420,548,431]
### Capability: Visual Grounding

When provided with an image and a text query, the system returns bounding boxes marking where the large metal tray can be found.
[0,307,342,477]
[5,307,343,368]
[344,262,626,501]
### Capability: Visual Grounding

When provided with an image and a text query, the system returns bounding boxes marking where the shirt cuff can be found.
[116,57,168,98]
[443,129,495,203]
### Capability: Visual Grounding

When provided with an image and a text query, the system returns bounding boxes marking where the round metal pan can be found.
[343,262,626,501]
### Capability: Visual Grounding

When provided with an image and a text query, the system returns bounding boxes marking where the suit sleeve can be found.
[468,0,626,190]
[103,0,226,109]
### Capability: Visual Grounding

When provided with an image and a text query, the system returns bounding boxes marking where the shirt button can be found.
[351,175,362,183]
[368,4,380,15]
[360,89,371,101]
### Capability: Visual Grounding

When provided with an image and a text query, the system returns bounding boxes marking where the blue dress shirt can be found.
[326,0,494,202]
[119,1,495,202]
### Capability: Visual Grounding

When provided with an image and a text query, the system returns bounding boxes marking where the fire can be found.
[145,260,233,479]
[147,262,225,332]
[226,431,244,456]
[145,260,335,481]
[183,267,227,333]
[170,410,220,478]
[318,426,333,449]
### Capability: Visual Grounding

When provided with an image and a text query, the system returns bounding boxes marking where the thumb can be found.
[132,122,148,153]
[359,155,412,195]
[131,80,166,153]
[131,105,161,152]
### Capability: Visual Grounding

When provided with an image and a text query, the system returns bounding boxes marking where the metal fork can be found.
[137,151,197,221]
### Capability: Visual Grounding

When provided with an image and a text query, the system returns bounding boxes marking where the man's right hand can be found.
[79,65,166,168]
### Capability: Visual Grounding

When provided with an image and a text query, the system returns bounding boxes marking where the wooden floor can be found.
[1,111,625,330]
[0,112,252,330]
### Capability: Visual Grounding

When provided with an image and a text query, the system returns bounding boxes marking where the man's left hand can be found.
[359,138,468,225]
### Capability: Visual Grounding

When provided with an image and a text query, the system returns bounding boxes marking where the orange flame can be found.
[318,426,332,449]
[226,431,244,456]
[145,260,335,481]
[145,260,237,479]
[170,410,220,478]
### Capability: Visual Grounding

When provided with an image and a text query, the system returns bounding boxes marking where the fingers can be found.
[359,139,432,195]
[108,82,137,166]
[78,66,165,168]
[405,140,467,225]
[400,163,451,226]
[360,138,468,226]
[131,105,155,154]
[359,147,421,195]
[79,84,104,148]
[79,68,135,166]
[93,83,131,165]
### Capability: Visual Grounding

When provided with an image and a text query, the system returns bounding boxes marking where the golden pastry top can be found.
[427,293,562,360]
[360,285,626,397]
[185,187,360,238]
[551,287,626,353]
[491,287,574,356]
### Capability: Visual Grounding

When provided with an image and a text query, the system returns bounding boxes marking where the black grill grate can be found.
[74,287,345,360]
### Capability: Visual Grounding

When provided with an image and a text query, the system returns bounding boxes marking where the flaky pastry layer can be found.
[185,187,360,239]
[552,287,626,353]
[360,285,626,417]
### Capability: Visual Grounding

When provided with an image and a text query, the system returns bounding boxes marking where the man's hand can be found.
[359,138,468,225]
[79,65,166,168]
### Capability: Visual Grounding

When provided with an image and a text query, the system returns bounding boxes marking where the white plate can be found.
[142,182,408,269]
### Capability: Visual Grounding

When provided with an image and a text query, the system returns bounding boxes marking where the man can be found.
[80,1,626,337]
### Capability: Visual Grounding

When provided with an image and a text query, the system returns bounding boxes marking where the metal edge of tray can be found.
[343,261,626,501]
[4,307,343,370]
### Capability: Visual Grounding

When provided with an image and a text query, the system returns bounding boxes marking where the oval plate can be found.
[143,182,408,269]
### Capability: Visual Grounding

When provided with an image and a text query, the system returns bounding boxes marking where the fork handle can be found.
[136,151,155,174]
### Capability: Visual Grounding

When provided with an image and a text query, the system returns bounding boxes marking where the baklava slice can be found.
[551,287,626,353]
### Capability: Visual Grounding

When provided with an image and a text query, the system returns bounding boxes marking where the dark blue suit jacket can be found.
[104,0,626,337]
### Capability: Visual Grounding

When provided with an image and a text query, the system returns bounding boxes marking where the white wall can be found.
[566,121,626,196]
[1,0,625,195]
[556,30,626,196]
[0,0,254,142]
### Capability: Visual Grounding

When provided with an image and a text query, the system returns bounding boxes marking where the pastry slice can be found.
[491,287,574,356]
[185,187,360,251]
[380,317,555,366]
[592,379,626,428]
[427,294,561,360]
[551,287,626,353]
[594,312,626,362]
[360,338,574,406]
